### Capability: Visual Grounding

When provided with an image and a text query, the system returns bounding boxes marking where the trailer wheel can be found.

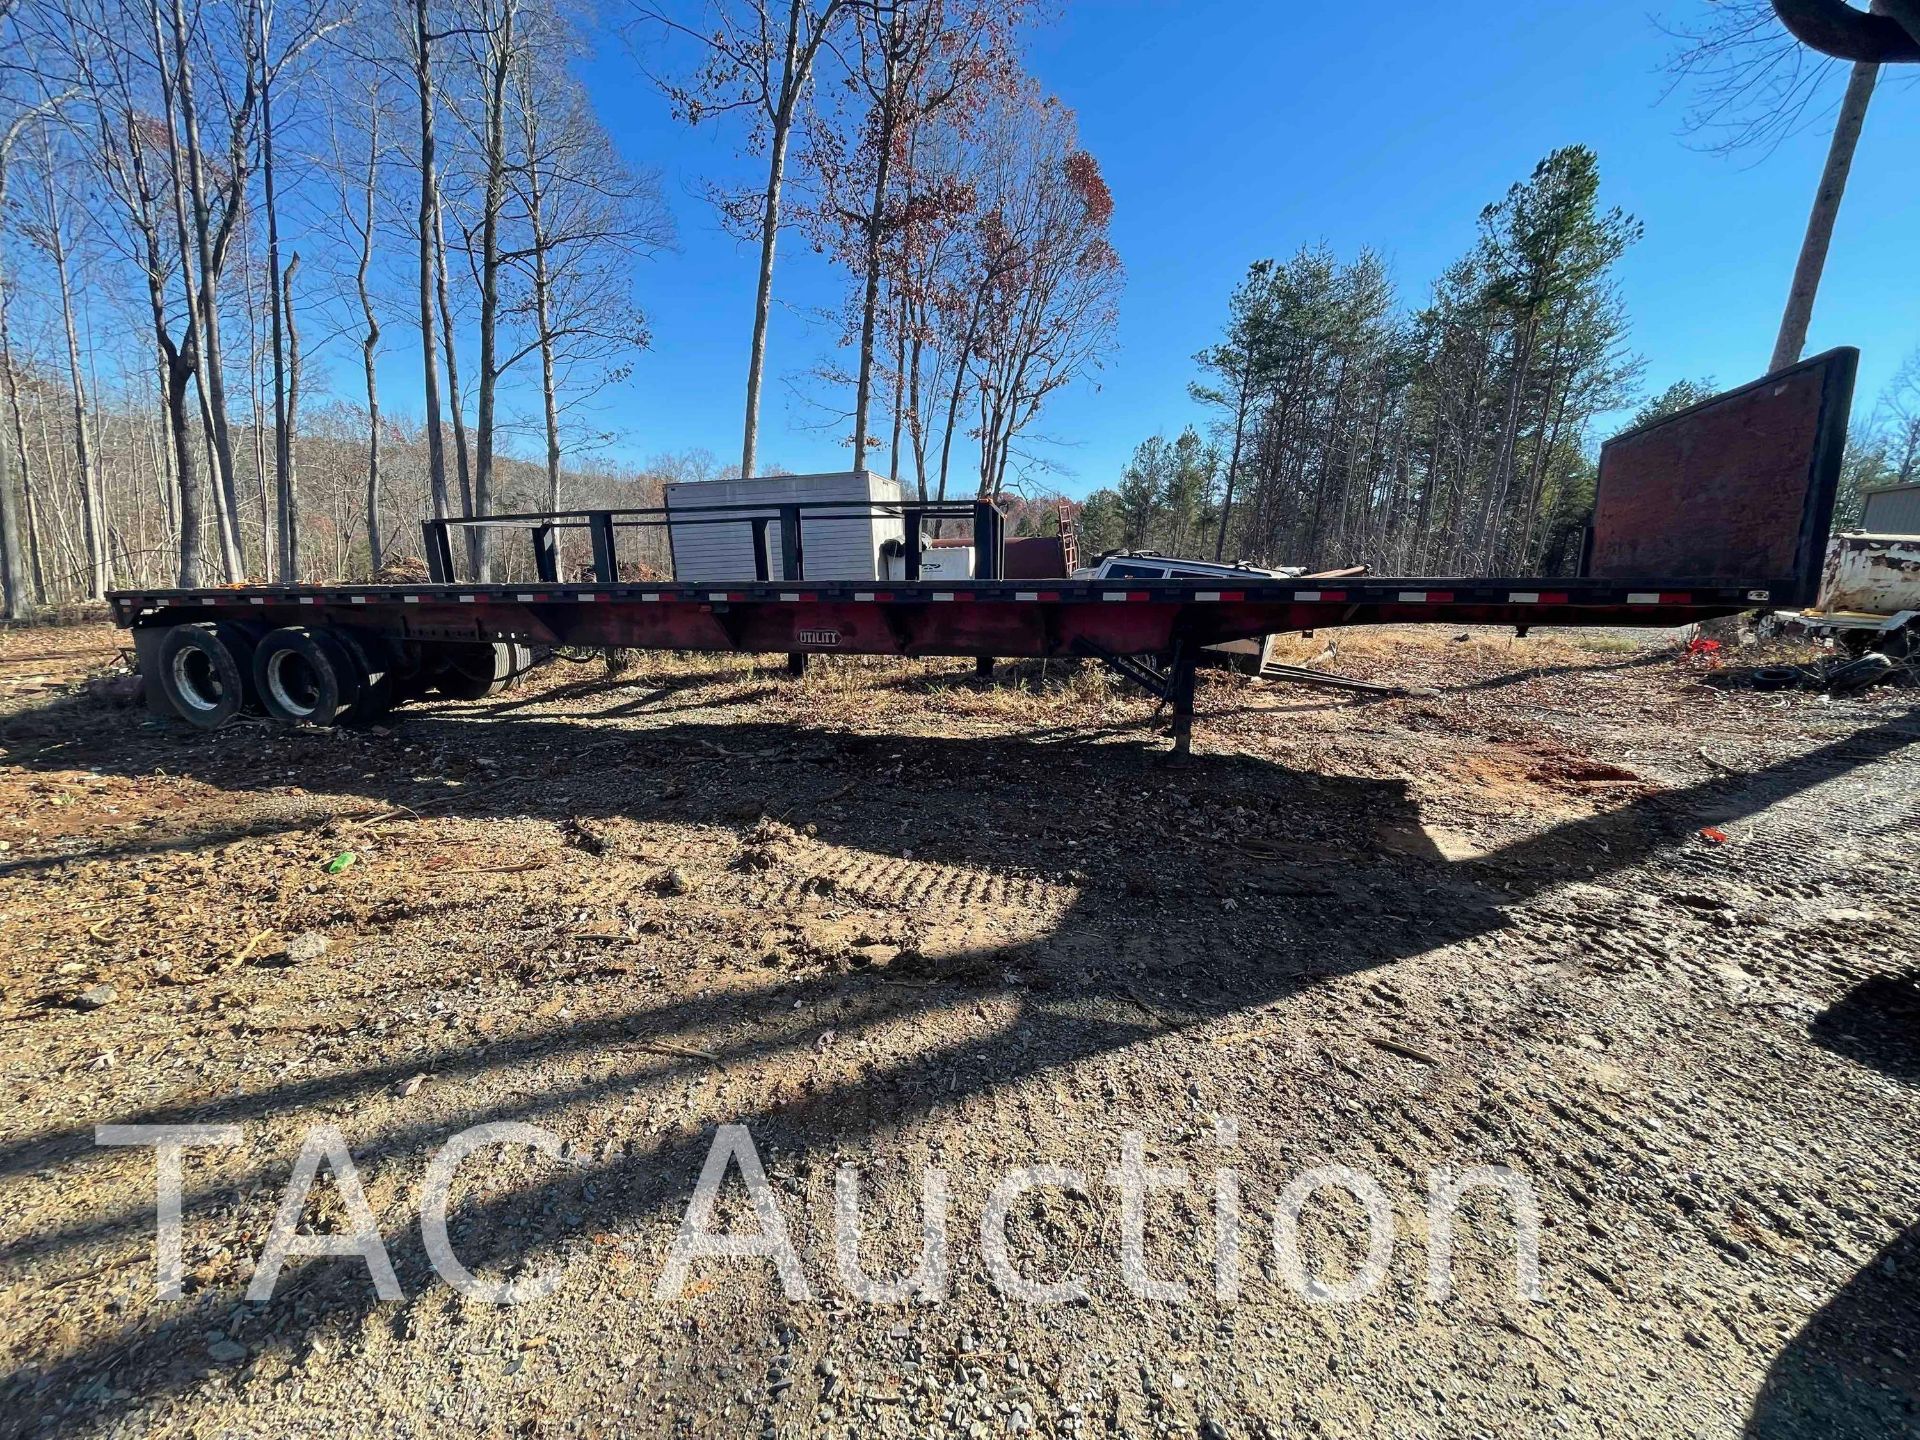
[430,641,537,701]
[252,627,365,726]
[155,623,256,729]
[332,629,397,723]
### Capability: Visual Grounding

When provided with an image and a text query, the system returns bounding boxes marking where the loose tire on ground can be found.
[252,627,365,726]
[154,622,258,729]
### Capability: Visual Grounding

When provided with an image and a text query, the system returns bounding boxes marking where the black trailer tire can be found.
[431,641,536,701]
[155,623,255,729]
[252,627,365,726]
[332,629,397,723]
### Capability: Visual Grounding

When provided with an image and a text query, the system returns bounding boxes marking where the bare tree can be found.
[824,0,1023,472]
[62,0,220,587]
[350,84,387,568]
[406,0,455,537]
[24,121,108,596]
[154,0,258,577]
[0,86,68,617]
[506,44,671,512]
[959,94,1122,499]
[454,0,525,580]
[637,0,849,479]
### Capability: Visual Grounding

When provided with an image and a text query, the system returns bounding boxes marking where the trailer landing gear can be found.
[1072,637,1199,759]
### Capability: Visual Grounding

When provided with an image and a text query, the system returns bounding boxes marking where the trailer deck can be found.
[107,348,1858,753]
[107,574,1767,660]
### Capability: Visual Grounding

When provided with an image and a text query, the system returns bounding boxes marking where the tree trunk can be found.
[1212,351,1255,560]
[934,292,985,515]
[850,49,899,472]
[280,253,302,580]
[434,199,476,568]
[1771,52,1879,372]
[741,0,814,481]
[886,287,906,483]
[527,164,563,514]
[243,220,274,579]
[43,162,107,599]
[0,397,21,619]
[358,100,384,571]
[0,256,31,618]
[262,39,299,584]
[413,0,451,538]
[166,0,246,576]
[471,0,517,583]
[163,355,205,587]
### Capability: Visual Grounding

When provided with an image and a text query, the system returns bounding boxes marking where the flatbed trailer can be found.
[109,348,1857,755]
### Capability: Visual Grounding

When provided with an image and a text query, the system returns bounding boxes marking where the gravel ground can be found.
[0,621,1916,1440]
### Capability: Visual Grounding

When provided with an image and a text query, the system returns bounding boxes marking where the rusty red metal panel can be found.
[1586,347,1855,607]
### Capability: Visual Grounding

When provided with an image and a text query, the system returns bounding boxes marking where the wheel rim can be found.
[170,647,224,712]
[266,649,323,717]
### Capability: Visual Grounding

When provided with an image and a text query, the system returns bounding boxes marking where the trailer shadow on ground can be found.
[1,683,1916,1436]
[1745,976,1920,1439]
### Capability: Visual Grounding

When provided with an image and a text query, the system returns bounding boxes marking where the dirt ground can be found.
[0,620,1916,1440]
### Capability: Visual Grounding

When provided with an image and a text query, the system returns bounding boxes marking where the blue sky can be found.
[557,0,1918,496]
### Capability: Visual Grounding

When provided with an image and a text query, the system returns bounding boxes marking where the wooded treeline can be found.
[1080,140,1918,575]
[0,0,1122,615]
[0,0,682,610]
[1079,146,1644,575]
